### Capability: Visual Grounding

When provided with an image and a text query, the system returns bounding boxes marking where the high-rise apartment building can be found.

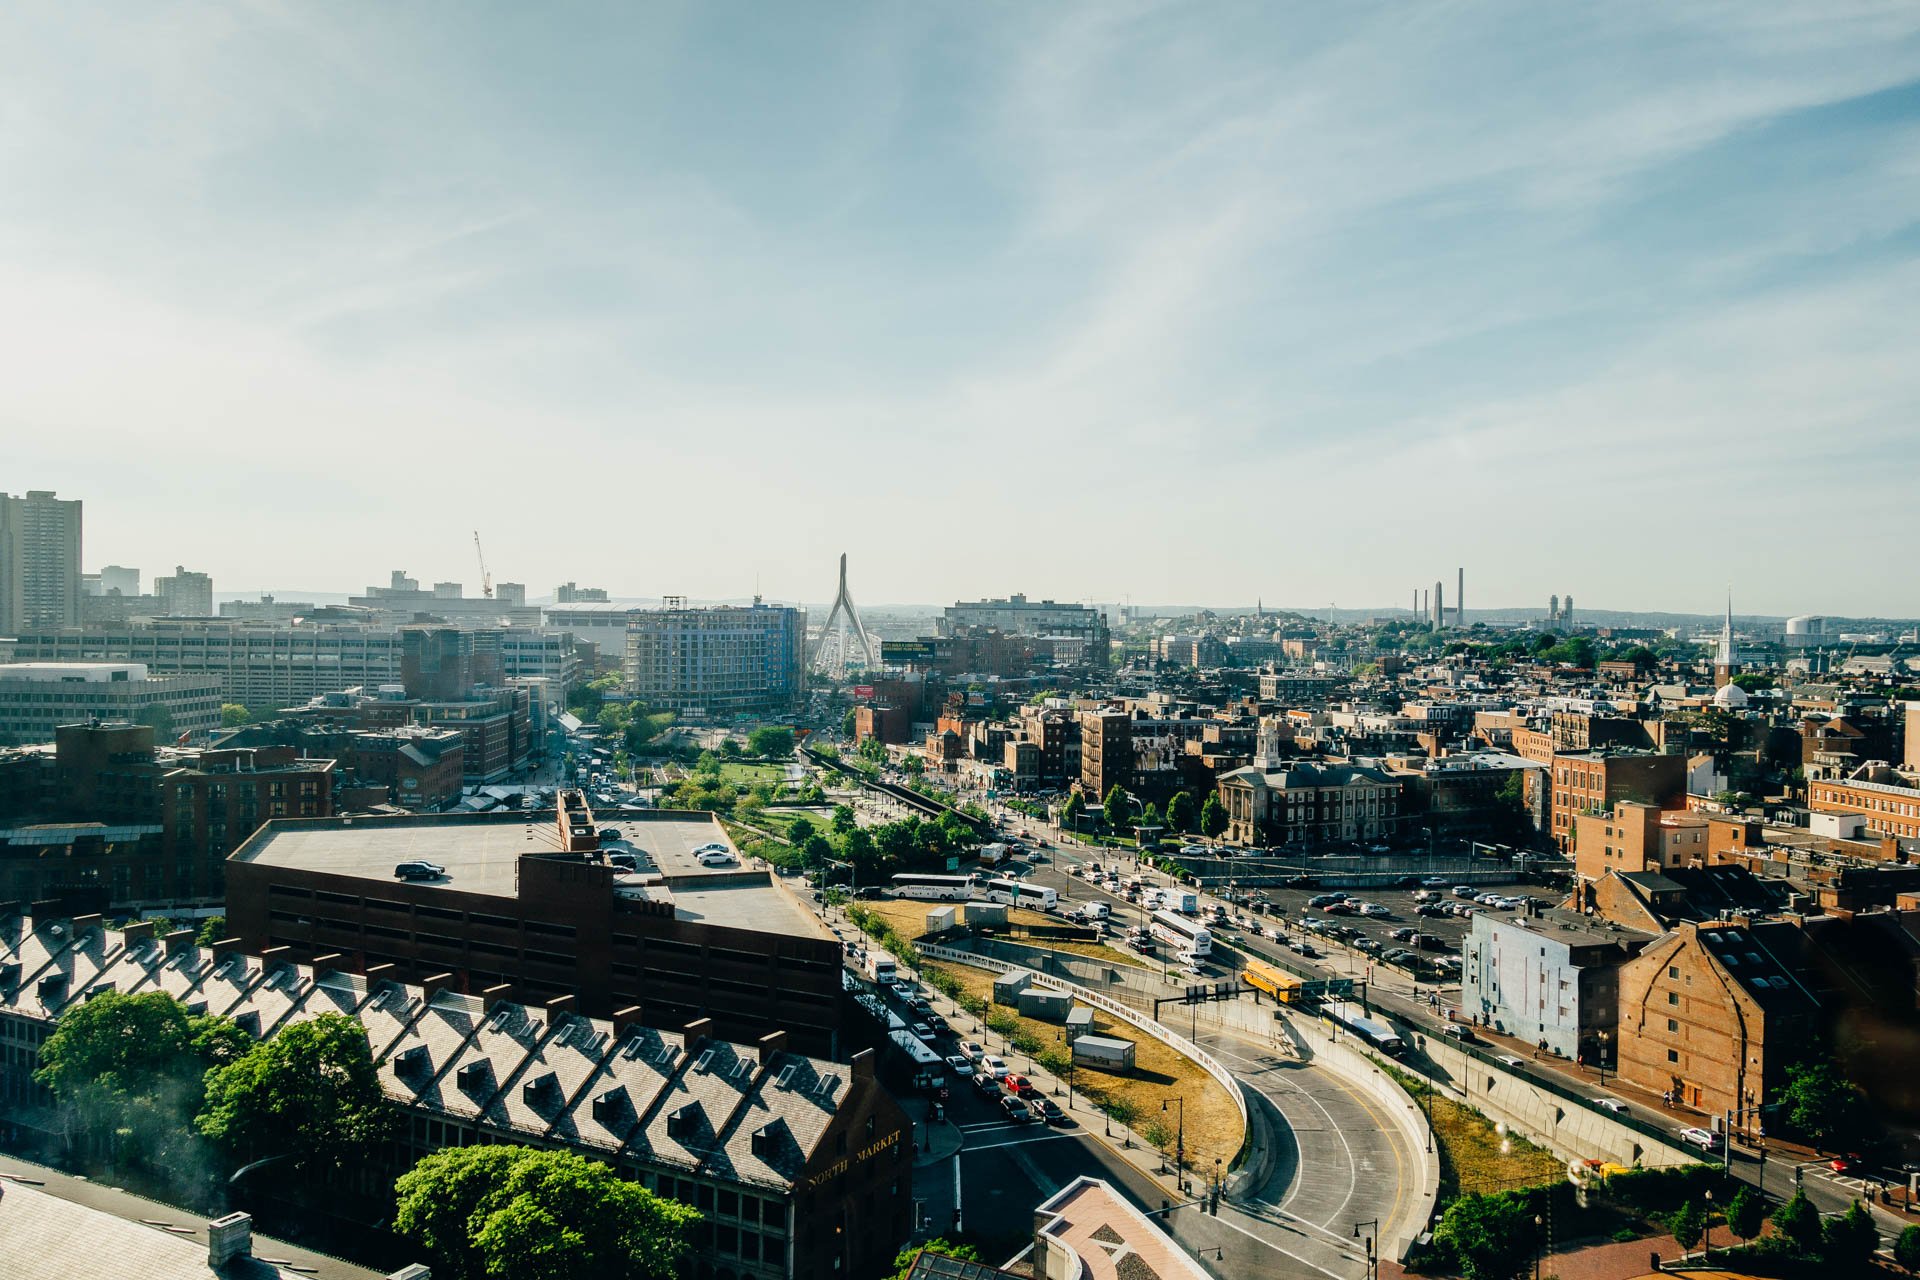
[95,565,140,597]
[0,490,83,635]
[623,603,807,718]
[153,564,214,616]
[940,594,1110,666]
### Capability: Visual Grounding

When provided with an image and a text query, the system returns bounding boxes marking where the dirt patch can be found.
[918,955,1244,1172]
[862,898,1146,968]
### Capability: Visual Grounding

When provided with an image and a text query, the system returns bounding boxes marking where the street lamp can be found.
[1533,1215,1544,1279]
[1702,1189,1713,1256]
[1162,1097,1186,1191]
[1352,1219,1379,1280]
[1597,1028,1611,1086]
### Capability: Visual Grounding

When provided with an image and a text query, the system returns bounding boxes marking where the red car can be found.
[1830,1153,1865,1174]
[1002,1073,1040,1097]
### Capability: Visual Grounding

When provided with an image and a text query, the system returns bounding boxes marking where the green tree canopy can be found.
[841,708,858,737]
[1723,1185,1764,1243]
[136,702,176,738]
[1138,801,1163,832]
[1780,1061,1873,1150]
[1771,1189,1823,1255]
[395,1144,699,1280]
[831,804,858,834]
[36,990,250,1169]
[195,915,228,947]
[1822,1199,1878,1267]
[1435,1191,1541,1280]
[1166,791,1197,833]
[787,816,816,845]
[1103,785,1132,833]
[220,703,252,728]
[746,725,795,757]
[1894,1223,1920,1271]
[1666,1200,1704,1252]
[1060,792,1085,825]
[197,1012,394,1177]
[1199,795,1228,840]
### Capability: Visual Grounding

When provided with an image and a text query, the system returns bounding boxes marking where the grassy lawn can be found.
[920,957,1245,1172]
[1397,1074,1564,1199]
[718,762,788,786]
[860,898,1147,969]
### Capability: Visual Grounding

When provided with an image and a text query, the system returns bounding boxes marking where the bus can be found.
[1241,957,1303,1004]
[1149,908,1213,958]
[888,873,980,902]
[982,878,1058,911]
[888,1029,946,1090]
[1325,1001,1406,1057]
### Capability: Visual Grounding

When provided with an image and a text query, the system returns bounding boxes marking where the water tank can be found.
[1785,616,1824,649]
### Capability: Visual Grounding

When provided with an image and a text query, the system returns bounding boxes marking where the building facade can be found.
[153,566,214,617]
[0,663,223,745]
[0,490,82,635]
[939,595,1109,666]
[623,604,807,719]
[1214,760,1400,847]
[1459,909,1647,1062]
[1547,751,1687,851]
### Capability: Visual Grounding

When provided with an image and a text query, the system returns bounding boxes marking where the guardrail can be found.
[915,941,1252,1170]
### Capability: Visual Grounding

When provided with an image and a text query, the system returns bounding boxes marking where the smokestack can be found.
[1457,567,1464,626]
[1434,581,1444,629]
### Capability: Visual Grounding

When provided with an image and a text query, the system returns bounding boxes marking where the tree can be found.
[1666,1200,1704,1253]
[719,738,743,759]
[1893,1223,1920,1271]
[195,915,228,946]
[1779,1061,1873,1151]
[395,1144,699,1280]
[1139,801,1163,832]
[1724,1185,1764,1244]
[831,804,858,835]
[220,703,252,728]
[886,1240,981,1280]
[197,1012,394,1178]
[798,833,834,869]
[902,753,924,777]
[1103,785,1132,833]
[1166,791,1197,833]
[137,702,175,738]
[1060,792,1085,827]
[841,708,857,737]
[787,816,816,846]
[1199,795,1228,841]
[36,990,251,1170]
[1435,1191,1541,1280]
[746,725,795,757]
[1821,1199,1877,1267]
[1772,1189,1823,1255]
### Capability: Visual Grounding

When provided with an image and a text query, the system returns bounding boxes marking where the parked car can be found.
[972,1074,1003,1097]
[981,1055,1010,1079]
[1000,1095,1033,1123]
[1421,876,1451,887]
[1032,1098,1068,1126]
[1358,902,1391,918]
[1453,885,1479,898]
[1496,1054,1526,1069]
[393,860,447,881]
[1289,940,1319,957]
[1354,937,1382,954]
[1417,904,1449,918]
[1307,893,1349,908]
[1322,902,1357,916]
[910,1022,935,1041]
[1390,927,1417,942]
[960,1040,986,1062]
[945,1055,975,1077]
[925,1013,949,1034]
[1285,875,1319,888]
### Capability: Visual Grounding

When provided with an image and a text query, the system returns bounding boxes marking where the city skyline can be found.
[4,4,1918,613]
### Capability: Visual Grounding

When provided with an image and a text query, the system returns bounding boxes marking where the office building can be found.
[1214,759,1400,847]
[94,565,140,597]
[1460,908,1648,1063]
[153,565,214,616]
[939,595,1109,666]
[624,603,807,719]
[0,914,911,1280]
[0,490,82,635]
[555,581,610,603]
[349,570,542,627]
[226,799,847,1057]
[0,662,223,745]
[1546,750,1686,851]
[8,620,580,709]
[1256,668,1347,704]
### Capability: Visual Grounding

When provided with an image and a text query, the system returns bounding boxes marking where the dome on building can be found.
[1713,682,1750,708]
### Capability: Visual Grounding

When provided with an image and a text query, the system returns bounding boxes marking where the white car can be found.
[945,1055,975,1077]
[959,1040,986,1062]
[981,1055,1010,1079]
[696,849,737,866]
[1597,1098,1628,1114]
[1496,1055,1525,1069]
[1678,1126,1721,1151]
[1358,903,1391,918]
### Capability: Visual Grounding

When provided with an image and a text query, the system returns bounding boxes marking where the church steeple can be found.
[1714,589,1736,688]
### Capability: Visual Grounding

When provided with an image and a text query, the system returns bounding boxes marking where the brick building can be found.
[225,803,847,1058]
[1077,708,1132,801]
[1547,750,1686,851]
[1616,919,1821,1127]
[1214,759,1399,847]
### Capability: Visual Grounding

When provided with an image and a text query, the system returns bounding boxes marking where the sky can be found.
[3,2,1919,616]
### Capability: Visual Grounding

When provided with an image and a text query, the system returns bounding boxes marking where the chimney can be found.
[161,928,195,957]
[120,920,155,944]
[210,937,245,967]
[311,952,345,974]
[366,963,399,989]
[851,1046,876,1082]
[71,913,104,938]
[481,983,513,1010]
[208,1212,252,1268]
[683,1016,714,1046]
[420,972,457,1000]
[543,994,575,1020]
[612,1005,645,1038]
[261,945,293,975]
[756,1030,788,1066]
[389,1267,432,1280]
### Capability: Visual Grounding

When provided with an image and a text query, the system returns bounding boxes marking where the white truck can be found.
[862,950,898,985]
[1170,890,1200,915]
[1074,902,1111,922]
[977,844,1010,867]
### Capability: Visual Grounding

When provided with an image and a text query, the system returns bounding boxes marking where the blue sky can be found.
[4,2,1918,614]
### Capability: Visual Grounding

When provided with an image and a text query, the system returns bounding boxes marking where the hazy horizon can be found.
[6,3,1918,615]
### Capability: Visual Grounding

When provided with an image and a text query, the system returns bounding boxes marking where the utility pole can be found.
[1163,1096,1186,1192]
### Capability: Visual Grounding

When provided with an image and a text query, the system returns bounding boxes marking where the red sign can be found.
[853,685,875,699]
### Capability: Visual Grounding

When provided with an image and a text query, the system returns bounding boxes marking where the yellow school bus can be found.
[1241,957,1303,1003]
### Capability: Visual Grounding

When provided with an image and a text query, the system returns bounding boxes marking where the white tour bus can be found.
[1149,908,1213,958]
[888,873,980,902]
[982,878,1058,911]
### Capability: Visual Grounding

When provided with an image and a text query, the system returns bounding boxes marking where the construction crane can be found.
[473,531,493,598]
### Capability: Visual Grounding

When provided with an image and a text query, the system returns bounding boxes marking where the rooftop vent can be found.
[591,1089,624,1125]
[456,1061,487,1091]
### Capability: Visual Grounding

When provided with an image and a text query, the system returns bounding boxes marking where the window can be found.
[1667,1049,1679,1063]
[1667,1019,1678,1032]
[1667,992,1679,1006]
[1668,966,1679,979]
